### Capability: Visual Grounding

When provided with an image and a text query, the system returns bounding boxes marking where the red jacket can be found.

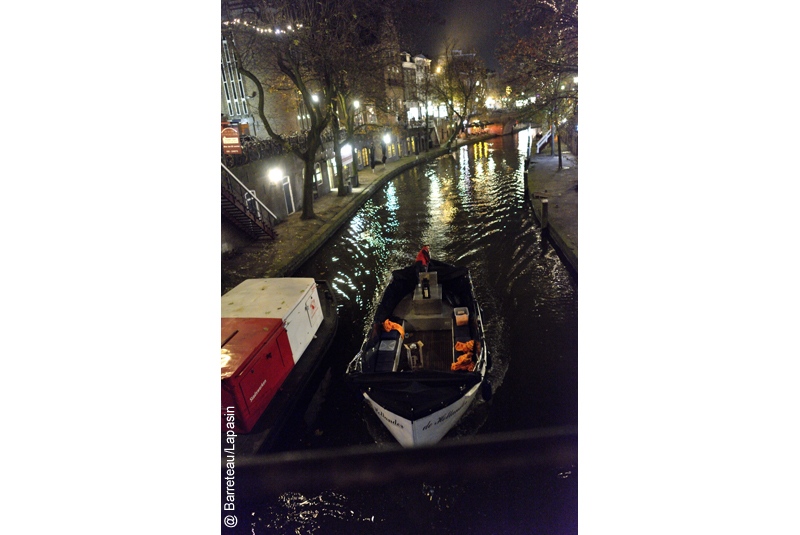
[415,246,430,266]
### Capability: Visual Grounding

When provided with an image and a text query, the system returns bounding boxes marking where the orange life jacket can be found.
[455,340,474,353]
[383,319,405,340]
[452,340,477,371]
[451,352,475,372]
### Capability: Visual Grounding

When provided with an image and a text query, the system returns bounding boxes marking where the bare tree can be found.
[430,41,488,149]
[223,0,360,219]
[325,2,397,194]
[499,0,578,130]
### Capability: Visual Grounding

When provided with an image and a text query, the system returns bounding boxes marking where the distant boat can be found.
[221,278,338,455]
[346,259,491,447]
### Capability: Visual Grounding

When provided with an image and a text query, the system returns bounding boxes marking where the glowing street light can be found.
[311,94,319,102]
[383,134,391,144]
[268,168,283,183]
[353,100,360,108]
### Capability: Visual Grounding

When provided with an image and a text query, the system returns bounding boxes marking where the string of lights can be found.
[222,19,303,35]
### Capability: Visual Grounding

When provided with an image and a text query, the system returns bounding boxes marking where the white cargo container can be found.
[221,278,324,363]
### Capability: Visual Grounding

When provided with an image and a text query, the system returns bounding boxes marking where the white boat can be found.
[345,259,491,447]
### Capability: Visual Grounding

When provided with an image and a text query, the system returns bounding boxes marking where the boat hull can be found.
[346,259,489,448]
[364,381,482,447]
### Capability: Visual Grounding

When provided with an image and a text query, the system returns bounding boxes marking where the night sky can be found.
[409,0,513,72]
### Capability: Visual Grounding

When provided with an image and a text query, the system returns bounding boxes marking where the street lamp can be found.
[269,168,283,183]
[383,134,391,144]
[353,100,360,108]
[311,94,319,102]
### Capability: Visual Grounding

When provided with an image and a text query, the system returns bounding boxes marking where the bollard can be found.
[541,198,549,229]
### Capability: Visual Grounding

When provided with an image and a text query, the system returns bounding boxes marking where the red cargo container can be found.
[221,317,294,432]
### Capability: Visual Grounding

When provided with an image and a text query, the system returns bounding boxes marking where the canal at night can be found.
[239,131,578,534]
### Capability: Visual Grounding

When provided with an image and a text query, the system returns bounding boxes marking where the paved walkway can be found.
[526,147,578,272]
[222,132,578,294]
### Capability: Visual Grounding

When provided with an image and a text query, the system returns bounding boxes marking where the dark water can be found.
[234,133,578,534]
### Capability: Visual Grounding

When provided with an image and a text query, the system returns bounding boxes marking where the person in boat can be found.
[414,245,430,275]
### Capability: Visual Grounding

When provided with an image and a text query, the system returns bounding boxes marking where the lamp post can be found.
[268,168,283,183]
[381,133,390,170]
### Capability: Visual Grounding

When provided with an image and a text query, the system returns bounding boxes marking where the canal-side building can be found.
[399,52,449,152]
[220,1,446,253]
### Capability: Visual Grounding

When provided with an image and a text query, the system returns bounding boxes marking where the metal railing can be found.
[536,124,554,153]
[220,162,279,232]
[223,129,353,169]
[231,426,577,494]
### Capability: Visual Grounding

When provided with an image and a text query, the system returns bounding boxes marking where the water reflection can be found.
[247,491,377,534]
[296,134,576,446]
[251,132,578,534]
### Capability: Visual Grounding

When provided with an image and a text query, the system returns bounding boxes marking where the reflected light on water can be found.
[296,133,576,432]
[273,132,577,535]
[517,128,533,158]
[385,181,399,212]
[250,491,377,535]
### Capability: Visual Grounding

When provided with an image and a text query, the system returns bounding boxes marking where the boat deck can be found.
[393,285,458,372]
[405,329,453,371]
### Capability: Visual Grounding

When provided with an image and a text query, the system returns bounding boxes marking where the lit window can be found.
[221,40,249,118]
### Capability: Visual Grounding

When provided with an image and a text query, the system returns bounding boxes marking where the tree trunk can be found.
[301,154,316,220]
[342,99,359,186]
[446,116,464,148]
[349,121,359,185]
[352,145,359,185]
[557,130,562,170]
[331,102,347,196]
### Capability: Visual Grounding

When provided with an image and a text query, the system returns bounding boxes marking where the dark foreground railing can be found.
[230,426,577,495]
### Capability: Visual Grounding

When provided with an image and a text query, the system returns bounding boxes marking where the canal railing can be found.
[221,162,278,240]
[536,123,555,154]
